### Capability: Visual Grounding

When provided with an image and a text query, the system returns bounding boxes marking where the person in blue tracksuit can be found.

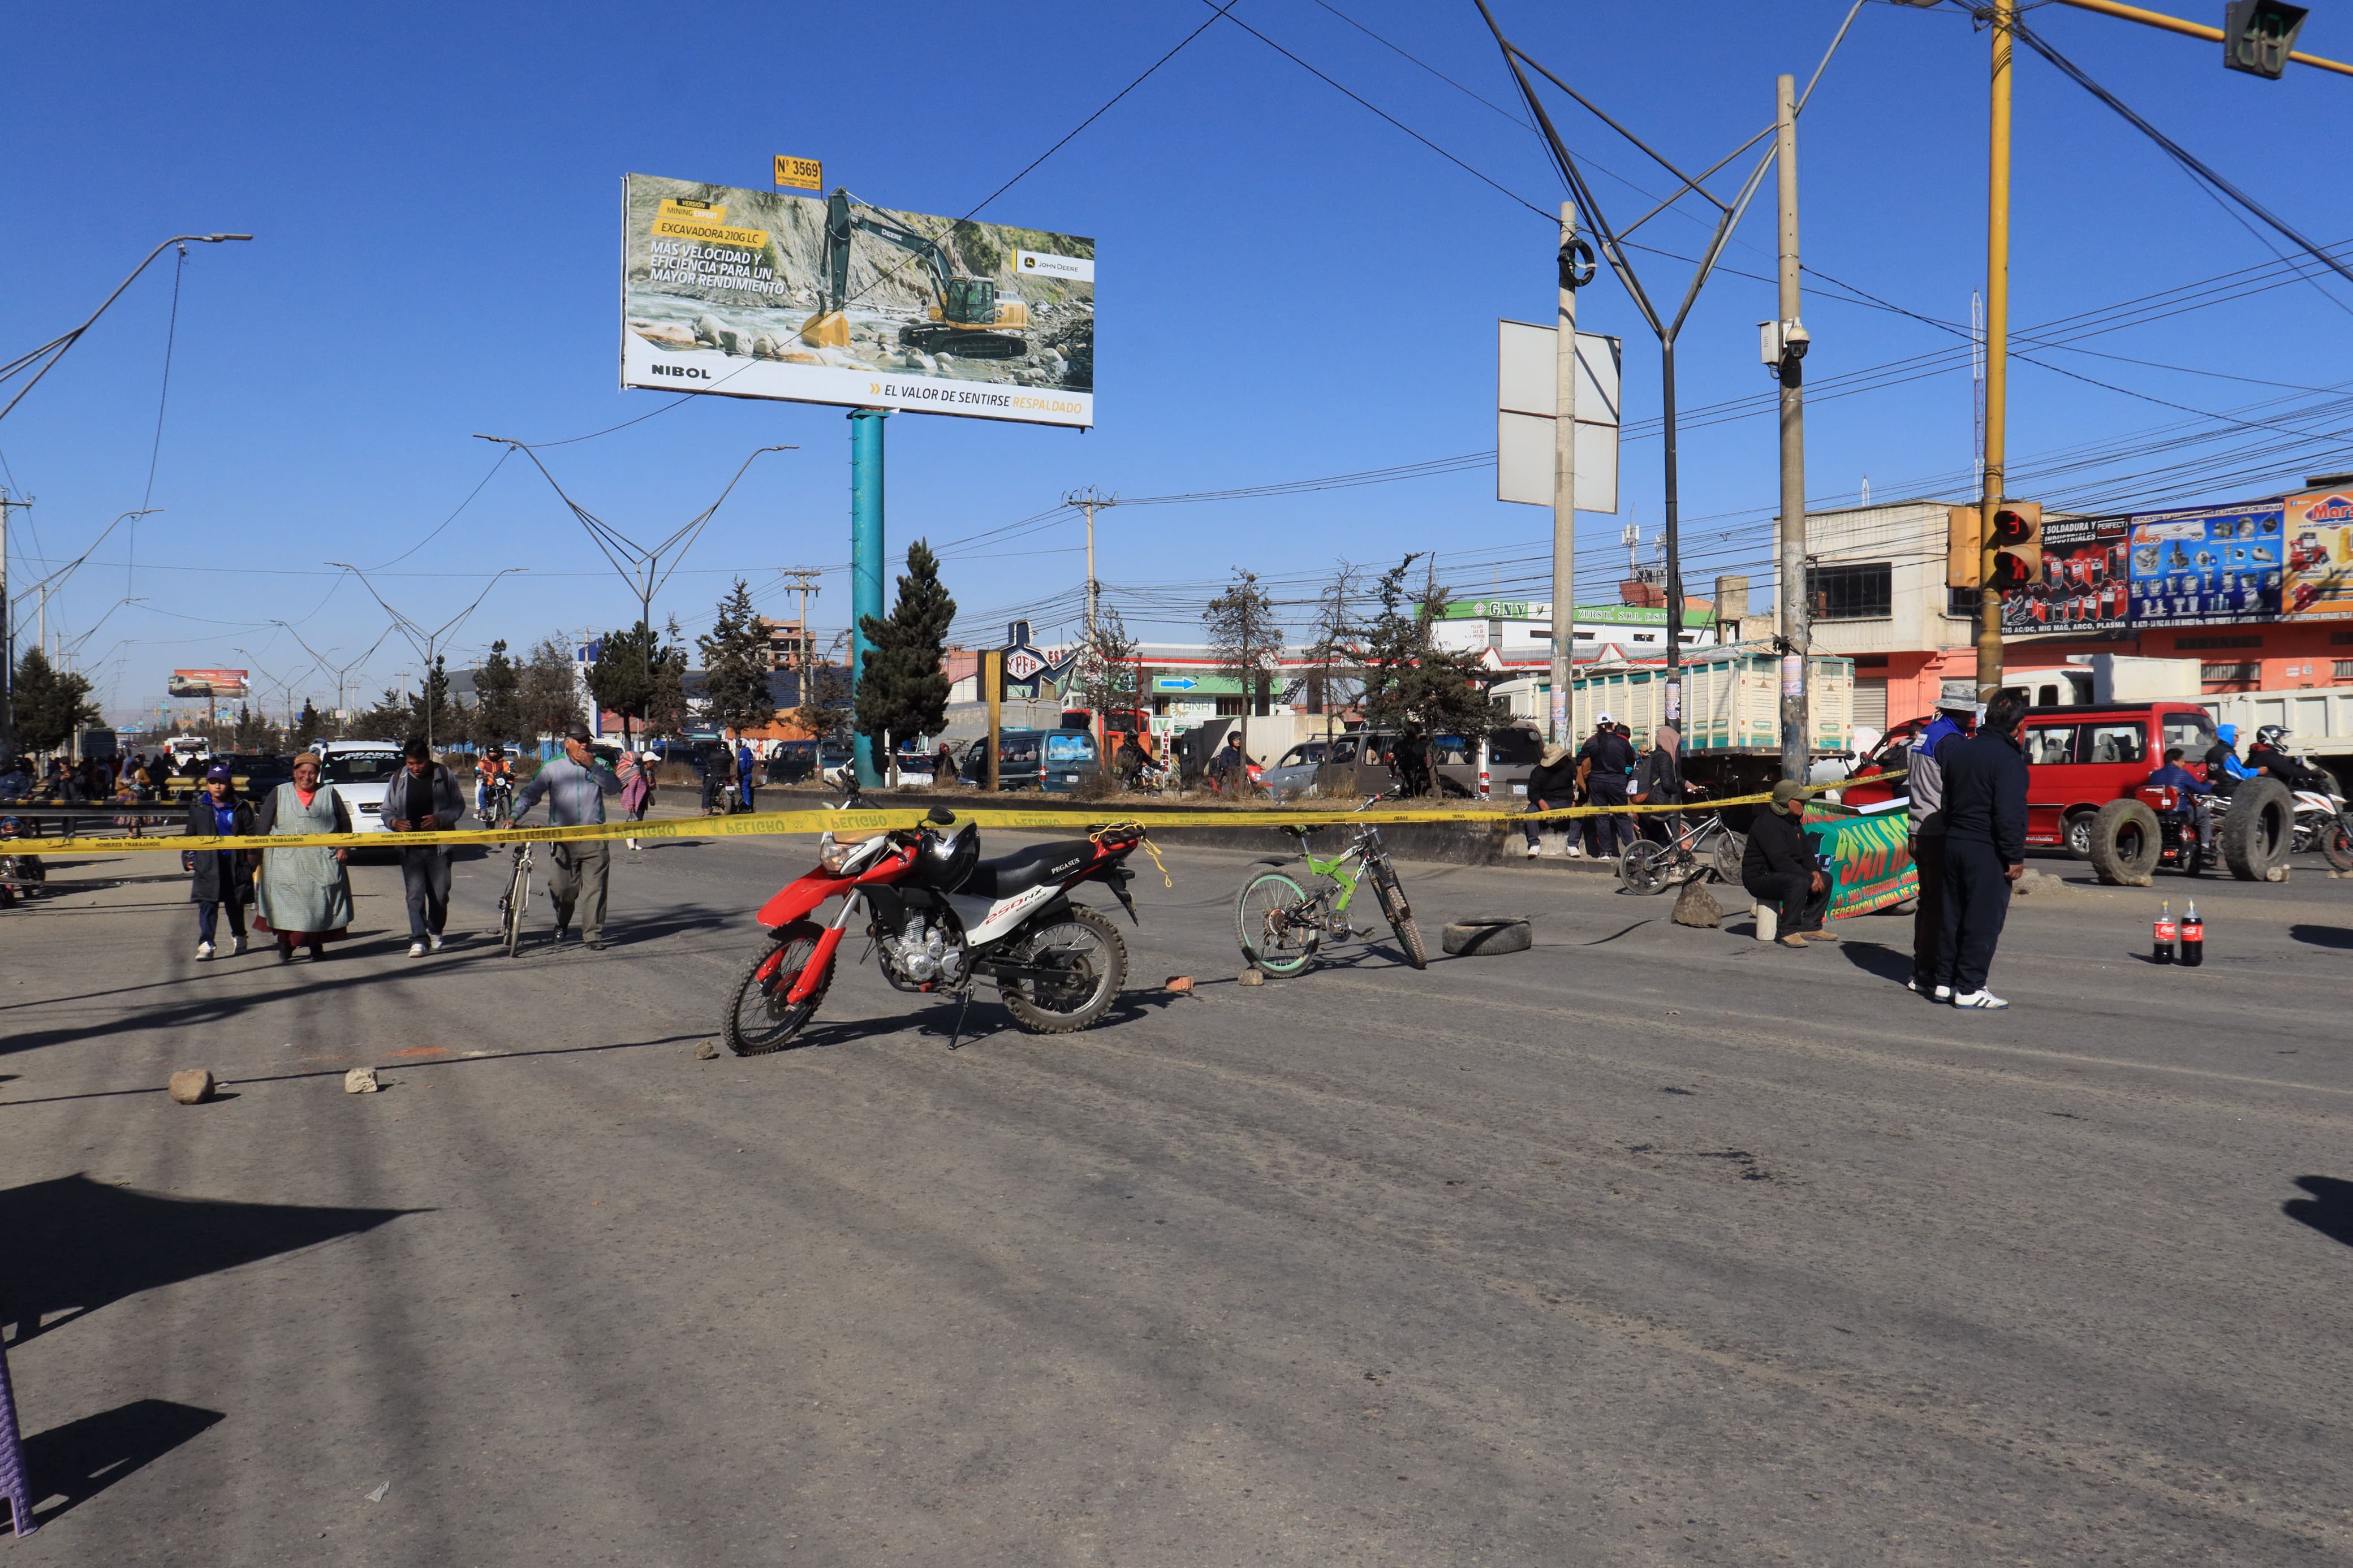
[1935,692,2030,1010]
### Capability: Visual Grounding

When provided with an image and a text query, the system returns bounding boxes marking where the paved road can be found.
[3,820,2351,1565]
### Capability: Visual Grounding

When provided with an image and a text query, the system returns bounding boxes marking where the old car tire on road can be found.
[1441,916,1532,956]
[2220,777,2293,882]
[2088,798,2161,886]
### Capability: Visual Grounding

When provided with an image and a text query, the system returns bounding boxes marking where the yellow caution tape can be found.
[16,766,1904,857]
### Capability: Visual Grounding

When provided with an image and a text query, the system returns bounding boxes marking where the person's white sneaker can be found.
[407,940,427,958]
[196,940,214,961]
[230,935,247,956]
[1565,844,1584,858]
[428,933,446,952]
[1521,841,1540,858]
[1952,988,2007,1009]
[627,837,640,851]
[1933,984,1952,1001]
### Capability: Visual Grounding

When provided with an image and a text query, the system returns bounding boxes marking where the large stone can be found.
[1671,882,1722,929]
[167,1069,214,1105]
[343,1067,380,1095]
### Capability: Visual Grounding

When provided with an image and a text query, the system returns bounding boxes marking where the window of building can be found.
[1853,654,1890,669]
[1631,632,1658,642]
[1947,585,1983,619]
[2176,633,2262,650]
[2200,662,2260,684]
[2336,659,2353,679]
[1808,563,1892,620]
[2332,630,2353,646]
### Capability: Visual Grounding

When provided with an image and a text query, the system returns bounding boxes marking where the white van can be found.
[314,740,410,836]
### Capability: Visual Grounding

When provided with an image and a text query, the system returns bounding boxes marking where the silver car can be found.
[1260,740,1334,800]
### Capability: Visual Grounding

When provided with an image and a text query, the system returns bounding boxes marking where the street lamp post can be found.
[326,564,524,751]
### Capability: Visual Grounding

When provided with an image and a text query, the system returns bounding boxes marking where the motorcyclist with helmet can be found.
[2247,725,2338,794]
[2204,724,2257,797]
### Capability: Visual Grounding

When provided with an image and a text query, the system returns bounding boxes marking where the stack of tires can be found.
[2087,778,2292,885]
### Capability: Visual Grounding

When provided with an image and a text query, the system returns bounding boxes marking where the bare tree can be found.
[1071,599,1142,774]
[1203,568,1279,781]
[1302,559,1363,745]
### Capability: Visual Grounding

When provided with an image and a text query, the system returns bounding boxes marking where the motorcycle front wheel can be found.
[2324,812,2353,874]
[723,919,830,1056]
[998,904,1128,1034]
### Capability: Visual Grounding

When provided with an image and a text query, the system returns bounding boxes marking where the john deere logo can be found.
[1022,256,1035,268]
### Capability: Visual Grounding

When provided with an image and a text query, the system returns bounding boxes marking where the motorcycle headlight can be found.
[817,833,852,874]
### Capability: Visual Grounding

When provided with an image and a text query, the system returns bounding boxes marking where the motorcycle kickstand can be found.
[945,984,976,1051]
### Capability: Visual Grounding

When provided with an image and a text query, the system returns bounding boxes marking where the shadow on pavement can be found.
[18,1397,225,1531]
[1839,942,1912,983]
[0,1174,419,1345]
[2283,1176,2353,1249]
[2290,924,2353,951]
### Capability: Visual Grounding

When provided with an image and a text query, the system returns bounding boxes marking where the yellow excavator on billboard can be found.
[799,188,1029,358]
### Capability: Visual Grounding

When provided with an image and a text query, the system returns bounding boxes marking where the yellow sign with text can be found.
[651,204,770,249]
[773,154,822,191]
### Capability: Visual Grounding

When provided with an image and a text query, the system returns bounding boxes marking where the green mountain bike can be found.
[1234,793,1428,975]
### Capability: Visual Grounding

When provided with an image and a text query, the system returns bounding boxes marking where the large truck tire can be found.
[2087,798,2160,886]
[2220,777,2293,882]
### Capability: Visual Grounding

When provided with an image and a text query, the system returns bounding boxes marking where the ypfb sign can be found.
[999,621,1074,698]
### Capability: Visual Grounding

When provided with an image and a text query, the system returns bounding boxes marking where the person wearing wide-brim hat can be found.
[1520,739,1581,857]
[1741,779,1830,948]
[1905,681,1981,997]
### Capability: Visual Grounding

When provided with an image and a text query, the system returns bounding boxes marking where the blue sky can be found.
[6,1,2350,722]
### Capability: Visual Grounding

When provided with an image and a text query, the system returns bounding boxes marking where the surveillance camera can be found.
[1782,318,1810,360]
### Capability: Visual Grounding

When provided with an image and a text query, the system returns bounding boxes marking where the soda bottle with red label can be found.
[2179,901,2204,967]
[2152,900,2176,965]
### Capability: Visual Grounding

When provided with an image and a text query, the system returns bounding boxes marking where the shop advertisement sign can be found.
[2282,490,2353,620]
[2124,502,2284,627]
[2001,515,2131,636]
[1801,801,1917,918]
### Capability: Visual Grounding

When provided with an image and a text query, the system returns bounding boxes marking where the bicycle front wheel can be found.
[1618,840,1674,895]
[502,862,529,958]
[1235,871,1321,977]
[1371,863,1428,970]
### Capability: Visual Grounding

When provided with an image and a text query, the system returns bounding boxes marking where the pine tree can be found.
[641,616,691,741]
[699,579,778,741]
[10,647,96,754]
[586,622,674,750]
[518,636,583,743]
[1203,567,1279,779]
[415,656,458,747]
[294,698,324,749]
[473,640,521,746]
[1359,555,1493,745]
[854,540,956,783]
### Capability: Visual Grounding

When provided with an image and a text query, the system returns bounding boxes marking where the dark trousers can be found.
[400,846,451,938]
[1910,831,1947,988]
[1523,796,1573,846]
[1937,837,2012,994]
[196,899,247,944]
[1744,869,1828,935]
[1584,780,1632,857]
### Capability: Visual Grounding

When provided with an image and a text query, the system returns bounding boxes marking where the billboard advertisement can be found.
[620,174,1094,429]
[2002,514,2132,636]
[2123,500,2285,627]
[2282,490,2353,619]
[168,669,248,698]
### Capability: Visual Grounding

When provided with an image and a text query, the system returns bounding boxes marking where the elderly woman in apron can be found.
[253,751,355,961]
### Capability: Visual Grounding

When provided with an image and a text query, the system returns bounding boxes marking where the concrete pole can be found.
[1976,2,2015,702]
[848,408,889,789]
[0,495,12,751]
[1549,201,1580,746]
[1775,72,1812,784]
[984,649,1002,792]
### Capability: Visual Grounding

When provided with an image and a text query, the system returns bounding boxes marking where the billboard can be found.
[2283,490,2353,619]
[620,174,1094,429]
[2001,515,2132,636]
[169,669,248,698]
[2123,500,2284,627]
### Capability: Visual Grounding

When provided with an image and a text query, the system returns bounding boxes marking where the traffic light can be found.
[2224,0,2308,78]
[1947,504,1983,589]
[1988,502,2044,590]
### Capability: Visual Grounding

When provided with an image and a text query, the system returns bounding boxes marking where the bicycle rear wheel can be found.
[502,859,529,958]
[1235,870,1321,977]
[1371,862,1427,970]
[1618,840,1673,895]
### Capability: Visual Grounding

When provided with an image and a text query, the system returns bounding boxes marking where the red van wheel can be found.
[2063,810,2096,860]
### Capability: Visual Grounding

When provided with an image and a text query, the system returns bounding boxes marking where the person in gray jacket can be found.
[385,737,468,956]
[510,723,623,949]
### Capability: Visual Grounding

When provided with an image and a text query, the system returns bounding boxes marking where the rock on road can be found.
[3,826,2351,1565]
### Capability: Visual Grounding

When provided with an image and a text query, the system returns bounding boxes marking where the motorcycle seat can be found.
[961,840,1095,901]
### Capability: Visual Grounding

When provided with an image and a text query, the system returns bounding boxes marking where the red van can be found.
[2018,702,2217,857]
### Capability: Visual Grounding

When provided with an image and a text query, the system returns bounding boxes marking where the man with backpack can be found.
[1576,714,1637,859]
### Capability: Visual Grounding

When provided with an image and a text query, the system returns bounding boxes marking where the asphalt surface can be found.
[3,816,2352,1565]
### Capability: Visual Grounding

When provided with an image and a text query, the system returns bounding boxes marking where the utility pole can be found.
[1774,72,1811,784]
[1063,488,1118,646]
[777,568,822,672]
[1976,1,2015,703]
[0,492,27,751]
[1549,201,1580,748]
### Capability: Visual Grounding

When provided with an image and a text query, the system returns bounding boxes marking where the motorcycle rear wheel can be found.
[2324,813,2353,874]
[998,904,1127,1034]
[723,919,830,1056]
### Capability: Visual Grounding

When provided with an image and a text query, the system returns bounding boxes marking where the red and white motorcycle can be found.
[722,804,1152,1055]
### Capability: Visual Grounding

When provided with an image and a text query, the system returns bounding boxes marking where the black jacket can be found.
[1941,726,2029,862]
[1525,756,1580,803]
[183,795,257,904]
[1742,806,1816,883]
[385,762,466,835]
[1578,731,1635,780]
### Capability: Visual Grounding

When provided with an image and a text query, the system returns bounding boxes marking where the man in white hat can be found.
[1575,713,1637,859]
[1520,738,1581,857]
[1906,680,1980,999]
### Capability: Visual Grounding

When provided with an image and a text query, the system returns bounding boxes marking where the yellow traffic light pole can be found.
[1974,0,2352,702]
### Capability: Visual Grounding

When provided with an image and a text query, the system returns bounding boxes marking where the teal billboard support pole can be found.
[848,408,890,789]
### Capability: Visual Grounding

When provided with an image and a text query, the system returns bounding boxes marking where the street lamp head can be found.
[205,234,255,243]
